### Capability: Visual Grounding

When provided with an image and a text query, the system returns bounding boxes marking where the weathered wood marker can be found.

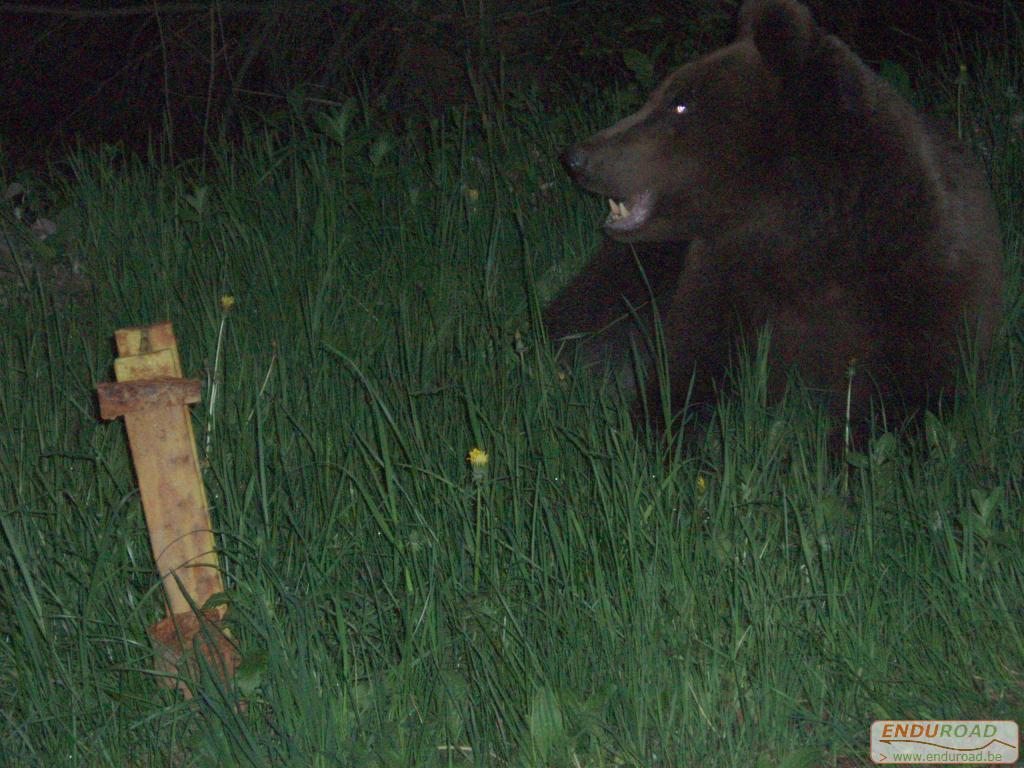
[97,321,238,697]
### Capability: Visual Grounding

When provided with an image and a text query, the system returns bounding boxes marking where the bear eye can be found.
[674,103,688,115]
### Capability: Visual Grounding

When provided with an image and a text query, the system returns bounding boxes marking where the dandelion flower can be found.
[467,448,489,481]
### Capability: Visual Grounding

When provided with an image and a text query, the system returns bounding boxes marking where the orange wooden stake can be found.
[97,321,238,697]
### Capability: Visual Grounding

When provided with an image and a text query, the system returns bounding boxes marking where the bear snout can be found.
[560,144,590,180]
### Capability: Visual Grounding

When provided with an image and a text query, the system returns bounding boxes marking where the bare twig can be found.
[0,2,287,18]
[152,0,174,160]
[218,8,277,133]
[202,3,217,164]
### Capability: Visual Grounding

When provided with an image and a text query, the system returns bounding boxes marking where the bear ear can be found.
[739,0,820,79]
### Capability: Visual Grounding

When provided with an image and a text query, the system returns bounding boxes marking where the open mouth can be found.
[604,190,653,233]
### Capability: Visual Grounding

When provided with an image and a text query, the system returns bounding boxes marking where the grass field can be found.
[1,40,1023,768]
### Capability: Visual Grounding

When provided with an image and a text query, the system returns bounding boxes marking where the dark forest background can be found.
[0,0,1016,172]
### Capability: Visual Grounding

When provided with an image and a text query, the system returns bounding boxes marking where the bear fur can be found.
[544,0,1003,436]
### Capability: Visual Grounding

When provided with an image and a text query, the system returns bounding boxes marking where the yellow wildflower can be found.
[467,447,489,481]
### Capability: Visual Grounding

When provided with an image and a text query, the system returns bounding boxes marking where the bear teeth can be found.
[607,198,630,220]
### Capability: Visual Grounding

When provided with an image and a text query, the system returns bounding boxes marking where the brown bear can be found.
[544,0,1003,439]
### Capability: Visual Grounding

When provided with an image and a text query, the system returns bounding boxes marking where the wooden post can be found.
[97,321,238,696]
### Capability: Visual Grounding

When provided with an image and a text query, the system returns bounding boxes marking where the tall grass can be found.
[0,32,1022,768]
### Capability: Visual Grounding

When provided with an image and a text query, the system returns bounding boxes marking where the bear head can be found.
[561,0,838,242]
